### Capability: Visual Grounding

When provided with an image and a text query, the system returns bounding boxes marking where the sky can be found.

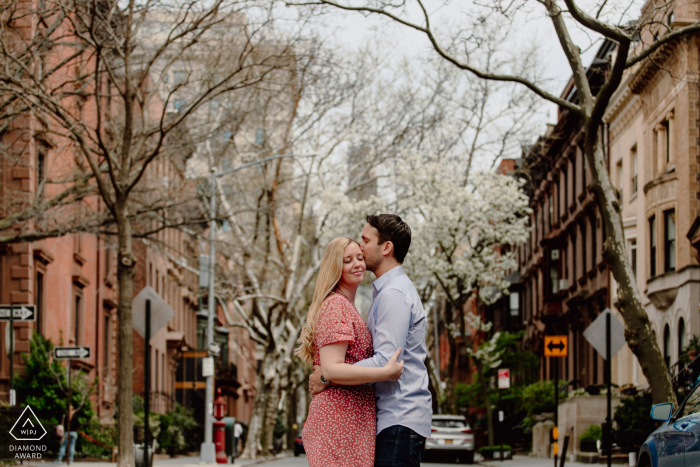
[289,0,645,127]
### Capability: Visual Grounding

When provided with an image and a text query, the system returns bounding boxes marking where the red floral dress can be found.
[303,293,376,467]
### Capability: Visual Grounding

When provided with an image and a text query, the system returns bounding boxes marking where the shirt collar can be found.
[372,265,404,293]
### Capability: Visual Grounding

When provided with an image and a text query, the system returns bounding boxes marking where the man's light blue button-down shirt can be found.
[355,265,433,438]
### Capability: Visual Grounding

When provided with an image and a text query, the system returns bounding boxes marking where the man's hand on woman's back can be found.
[309,365,326,395]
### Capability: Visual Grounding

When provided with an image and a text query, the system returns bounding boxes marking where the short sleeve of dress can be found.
[315,295,355,349]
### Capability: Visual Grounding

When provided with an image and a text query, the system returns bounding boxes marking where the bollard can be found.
[629,452,637,467]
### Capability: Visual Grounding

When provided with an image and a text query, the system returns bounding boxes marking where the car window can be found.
[683,386,700,418]
[432,419,466,428]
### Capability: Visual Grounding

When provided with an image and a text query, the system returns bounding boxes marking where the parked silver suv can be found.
[425,414,475,464]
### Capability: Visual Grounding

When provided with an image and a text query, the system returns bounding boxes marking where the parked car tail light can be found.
[461,429,473,434]
[431,428,438,432]
[295,438,302,444]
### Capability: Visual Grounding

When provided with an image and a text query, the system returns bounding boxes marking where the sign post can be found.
[0,304,35,406]
[497,369,510,462]
[9,304,14,407]
[584,308,624,467]
[144,300,151,467]
[544,336,568,467]
[53,345,91,466]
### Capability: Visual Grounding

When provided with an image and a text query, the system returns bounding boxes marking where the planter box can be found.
[580,440,599,452]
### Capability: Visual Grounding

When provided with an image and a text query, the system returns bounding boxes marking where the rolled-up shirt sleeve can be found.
[355,288,410,368]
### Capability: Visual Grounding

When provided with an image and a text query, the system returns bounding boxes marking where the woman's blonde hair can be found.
[295,237,358,363]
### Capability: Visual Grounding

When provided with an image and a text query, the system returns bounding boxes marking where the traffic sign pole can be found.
[554,356,558,467]
[9,304,14,406]
[605,312,611,467]
[144,300,151,467]
[67,358,71,466]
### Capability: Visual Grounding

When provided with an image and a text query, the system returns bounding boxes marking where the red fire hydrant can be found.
[213,389,228,464]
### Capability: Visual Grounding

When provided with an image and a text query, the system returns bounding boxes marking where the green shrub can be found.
[478,445,512,454]
[79,422,117,459]
[579,424,602,442]
[157,404,198,456]
[613,392,659,453]
[16,334,95,456]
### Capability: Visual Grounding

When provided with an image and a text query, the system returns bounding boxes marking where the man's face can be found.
[361,223,383,272]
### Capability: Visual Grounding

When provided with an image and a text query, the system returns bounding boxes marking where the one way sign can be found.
[544,336,568,357]
[0,304,36,321]
[53,346,91,360]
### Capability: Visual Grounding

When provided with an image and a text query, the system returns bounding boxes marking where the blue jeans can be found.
[57,431,78,462]
[375,425,426,467]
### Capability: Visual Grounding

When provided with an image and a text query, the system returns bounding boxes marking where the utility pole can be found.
[199,154,301,463]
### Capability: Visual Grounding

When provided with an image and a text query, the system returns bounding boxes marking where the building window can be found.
[548,248,560,295]
[173,99,185,112]
[509,291,519,317]
[549,193,554,228]
[650,216,657,277]
[631,146,638,195]
[74,293,82,345]
[173,70,187,85]
[104,315,110,368]
[36,148,46,193]
[36,272,44,336]
[664,210,676,273]
[570,157,576,203]
[664,324,671,369]
[663,120,670,164]
[590,214,597,268]
[629,239,637,278]
[616,159,623,205]
[678,318,686,363]
[255,128,266,145]
[571,230,577,282]
[580,221,587,275]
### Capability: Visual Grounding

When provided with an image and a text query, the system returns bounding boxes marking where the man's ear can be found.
[382,241,395,258]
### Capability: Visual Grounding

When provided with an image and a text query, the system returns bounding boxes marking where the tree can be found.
[0,1,310,464]
[305,0,700,405]
[396,159,531,412]
[15,334,96,454]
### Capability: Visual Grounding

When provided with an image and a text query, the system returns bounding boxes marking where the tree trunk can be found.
[477,364,494,447]
[240,353,275,459]
[583,130,677,406]
[116,199,136,467]
[425,354,445,414]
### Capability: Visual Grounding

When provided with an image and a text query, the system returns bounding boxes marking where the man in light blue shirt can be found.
[310,214,432,466]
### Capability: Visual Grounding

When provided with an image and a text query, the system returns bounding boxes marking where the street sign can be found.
[497,369,510,389]
[0,304,36,321]
[544,336,568,357]
[54,346,91,360]
[209,342,221,357]
[202,357,215,377]
[132,286,175,340]
[583,308,625,360]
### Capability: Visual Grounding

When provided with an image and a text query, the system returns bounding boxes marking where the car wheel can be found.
[461,451,474,464]
[637,454,650,467]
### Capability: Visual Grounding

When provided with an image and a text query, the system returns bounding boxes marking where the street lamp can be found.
[200,153,300,463]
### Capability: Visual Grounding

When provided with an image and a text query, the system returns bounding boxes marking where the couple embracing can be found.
[296,214,433,467]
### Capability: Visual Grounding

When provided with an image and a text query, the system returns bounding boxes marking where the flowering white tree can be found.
[396,159,531,412]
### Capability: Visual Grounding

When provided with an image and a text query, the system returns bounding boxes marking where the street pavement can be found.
[25,453,604,467]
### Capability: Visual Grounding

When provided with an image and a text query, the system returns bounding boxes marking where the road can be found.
[255,454,594,467]
[256,453,474,466]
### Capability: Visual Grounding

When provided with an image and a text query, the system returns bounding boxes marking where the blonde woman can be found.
[296,237,404,467]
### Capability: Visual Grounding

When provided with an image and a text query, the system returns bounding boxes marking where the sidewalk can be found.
[24,453,290,467]
[480,455,611,467]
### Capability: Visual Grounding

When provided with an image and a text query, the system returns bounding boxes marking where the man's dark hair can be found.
[366,214,411,263]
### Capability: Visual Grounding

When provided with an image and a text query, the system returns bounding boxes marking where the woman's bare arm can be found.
[319,343,403,385]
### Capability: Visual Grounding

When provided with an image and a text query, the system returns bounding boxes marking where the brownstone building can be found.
[517,42,616,389]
